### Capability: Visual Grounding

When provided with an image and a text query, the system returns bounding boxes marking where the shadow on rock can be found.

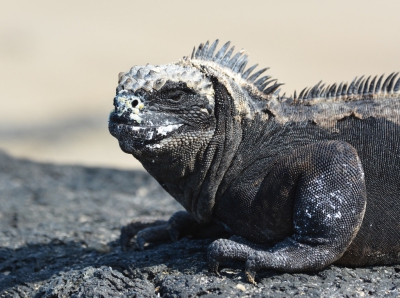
[0,236,216,296]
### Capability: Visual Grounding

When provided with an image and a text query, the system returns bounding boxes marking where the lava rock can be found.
[0,151,399,297]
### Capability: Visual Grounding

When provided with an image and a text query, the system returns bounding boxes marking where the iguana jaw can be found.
[108,111,184,147]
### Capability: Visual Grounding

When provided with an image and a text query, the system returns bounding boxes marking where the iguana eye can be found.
[169,93,182,101]
[165,90,184,102]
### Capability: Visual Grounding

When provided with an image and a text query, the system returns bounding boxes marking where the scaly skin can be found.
[109,40,400,283]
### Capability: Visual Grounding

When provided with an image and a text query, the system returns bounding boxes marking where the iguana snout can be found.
[109,91,183,144]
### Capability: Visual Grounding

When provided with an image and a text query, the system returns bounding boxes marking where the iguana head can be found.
[108,62,216,182]
[109,40,282,221]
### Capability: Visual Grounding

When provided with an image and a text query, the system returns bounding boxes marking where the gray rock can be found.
[0,151,399,297]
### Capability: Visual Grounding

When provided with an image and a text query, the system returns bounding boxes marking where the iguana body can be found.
[109,40,400,283]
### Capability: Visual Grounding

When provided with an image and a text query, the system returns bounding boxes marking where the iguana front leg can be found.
[208,141,367,284]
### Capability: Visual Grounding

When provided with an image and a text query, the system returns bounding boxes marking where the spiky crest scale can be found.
[189,40,283,96]
[189,40,400,105]
[288,72,400,104]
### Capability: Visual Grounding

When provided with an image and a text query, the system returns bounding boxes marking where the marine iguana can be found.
[108,40,400,284]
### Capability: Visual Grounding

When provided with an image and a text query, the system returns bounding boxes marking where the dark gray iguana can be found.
[108,40,400,284]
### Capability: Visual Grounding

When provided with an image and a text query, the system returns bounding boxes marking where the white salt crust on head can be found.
[118,63,215,103]
[115,63,216,122]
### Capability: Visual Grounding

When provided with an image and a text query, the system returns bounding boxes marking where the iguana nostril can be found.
[132,99,139,107]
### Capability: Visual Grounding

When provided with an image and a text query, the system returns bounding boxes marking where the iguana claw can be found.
[167,226,180,242]
[120,225,132,251]
[244,262,257,285]
[208,258,220,276]
[134,235,146,250]
[245,270,257,285]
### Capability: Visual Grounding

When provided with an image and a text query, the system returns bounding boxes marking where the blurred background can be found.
[1,1,400,170]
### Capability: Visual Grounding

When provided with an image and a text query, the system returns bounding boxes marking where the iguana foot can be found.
[135,211,201,249]
[207,239,259,284]
[166,211,200,242]
[207,238,256,281]
[208,234,357,284]
[134,223,170,250]
[121,211,228,250]
[120,217,168,250]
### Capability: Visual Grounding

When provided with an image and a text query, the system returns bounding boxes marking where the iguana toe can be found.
[134,235,146,251]
[208,257,220,276]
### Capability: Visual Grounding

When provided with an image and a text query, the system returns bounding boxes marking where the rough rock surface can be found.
[0,151,399,297]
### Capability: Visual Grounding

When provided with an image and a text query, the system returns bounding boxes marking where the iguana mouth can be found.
[116,123,182,141]
[109,112,183,141]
